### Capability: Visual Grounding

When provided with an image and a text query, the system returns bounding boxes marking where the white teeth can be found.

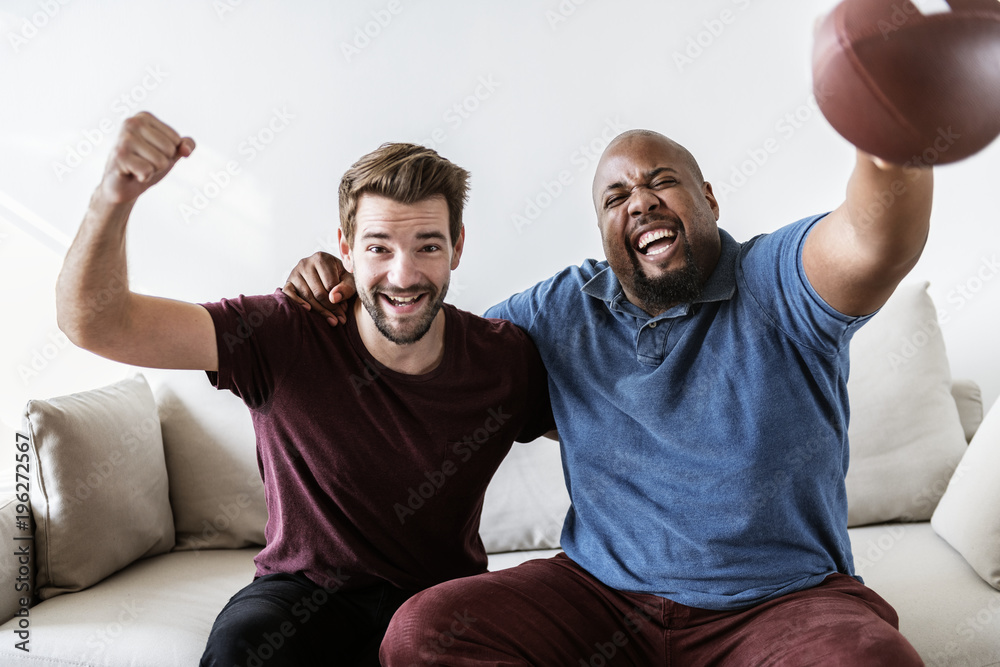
[387,295,419,305]
[637,228,677,252]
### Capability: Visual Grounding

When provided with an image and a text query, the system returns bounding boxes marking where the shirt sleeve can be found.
[738,214,876,355]
[200,290,304,408]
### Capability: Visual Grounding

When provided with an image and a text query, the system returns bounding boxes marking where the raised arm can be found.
[56,112,219,371]
[803,150,933,317]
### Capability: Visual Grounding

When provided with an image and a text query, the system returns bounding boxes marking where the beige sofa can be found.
[1,282,999,666]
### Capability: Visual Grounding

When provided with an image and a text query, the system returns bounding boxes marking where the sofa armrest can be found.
[0,492,32,627]
[951,379,984,443]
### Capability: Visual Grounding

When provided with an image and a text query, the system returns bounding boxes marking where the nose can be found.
[386,252,421,289]
[627,187,659,217]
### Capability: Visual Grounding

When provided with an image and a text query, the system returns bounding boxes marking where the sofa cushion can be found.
[952,378,985,443]
[932,396,1000,591]
[845,282,969,526]
[480,438,569,553]
[23,375,174,600]
[850,522,1000,665]
[153,371,266,551]
[0,548,259,666]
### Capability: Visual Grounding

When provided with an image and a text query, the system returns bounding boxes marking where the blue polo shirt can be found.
[486,214,874,610]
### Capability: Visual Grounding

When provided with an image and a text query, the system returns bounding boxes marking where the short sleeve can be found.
[738,214,875,355]
[201,290,303,408]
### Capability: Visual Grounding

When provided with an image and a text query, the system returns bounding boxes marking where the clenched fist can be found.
[100,111,195,205]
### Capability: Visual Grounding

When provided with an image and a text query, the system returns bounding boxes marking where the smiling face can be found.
[341,193,463,345]
[593,131,722,316]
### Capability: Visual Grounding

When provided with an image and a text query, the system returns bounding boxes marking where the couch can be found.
[1,282,998,666]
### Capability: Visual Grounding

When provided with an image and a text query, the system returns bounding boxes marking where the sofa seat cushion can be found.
[0,548,258,666]
[850,522,1000,666]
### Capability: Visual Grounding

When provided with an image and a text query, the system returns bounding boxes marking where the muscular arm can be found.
[56,112,218,371]
[803,150,933,317]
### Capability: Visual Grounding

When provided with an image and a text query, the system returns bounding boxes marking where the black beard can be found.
[358,282,449,345]
[626,235,702,314]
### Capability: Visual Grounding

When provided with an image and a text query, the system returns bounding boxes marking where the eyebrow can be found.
[359,230,448,241]
[602,167,680,195]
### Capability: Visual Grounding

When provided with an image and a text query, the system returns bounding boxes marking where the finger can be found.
[178,137,196,157]
[282,282,311,310]
[113,145,162,183]
[329,273,357,303]
[311,261,342,303]
[327,302,349,327]
[121,135,175,179]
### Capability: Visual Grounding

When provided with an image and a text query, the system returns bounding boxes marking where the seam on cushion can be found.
[24,404,52,594]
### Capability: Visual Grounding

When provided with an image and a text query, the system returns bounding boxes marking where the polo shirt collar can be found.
[581,228,740,309]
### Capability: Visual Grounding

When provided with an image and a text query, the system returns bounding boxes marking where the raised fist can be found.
[100,111,195,204]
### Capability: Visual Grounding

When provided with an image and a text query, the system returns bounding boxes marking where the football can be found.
[813,0,1000,166]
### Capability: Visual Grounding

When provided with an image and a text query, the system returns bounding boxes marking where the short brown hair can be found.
[339,143,470,247]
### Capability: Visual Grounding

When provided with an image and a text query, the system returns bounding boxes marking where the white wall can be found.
[2,0,998,431]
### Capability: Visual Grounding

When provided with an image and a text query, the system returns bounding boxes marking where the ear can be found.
[339,228,355,273]
[703,182,721,221]
[450,225,465,271]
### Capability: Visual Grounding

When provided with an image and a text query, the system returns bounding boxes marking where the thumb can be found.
[177,137,196,158]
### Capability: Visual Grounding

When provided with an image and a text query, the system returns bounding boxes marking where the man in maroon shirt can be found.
[55,112,552,666]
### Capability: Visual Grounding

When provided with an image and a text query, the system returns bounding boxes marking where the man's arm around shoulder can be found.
[56,112,218,371]
[803,150,933,317]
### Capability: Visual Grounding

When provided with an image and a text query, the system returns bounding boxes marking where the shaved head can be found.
[593,130,704,210]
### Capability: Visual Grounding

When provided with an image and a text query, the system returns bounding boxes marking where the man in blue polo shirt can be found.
[286,129,930,664]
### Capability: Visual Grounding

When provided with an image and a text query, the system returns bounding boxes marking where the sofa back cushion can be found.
[154,371,266,551]
[845,282,969,526]
[932,396,1000,590]
[23,375,174,600]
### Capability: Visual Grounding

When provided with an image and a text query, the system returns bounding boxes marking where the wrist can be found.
[87,187,135,224]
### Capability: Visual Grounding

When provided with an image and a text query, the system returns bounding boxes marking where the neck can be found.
[353,300,447,375]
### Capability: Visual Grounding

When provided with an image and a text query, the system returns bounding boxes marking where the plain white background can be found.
[1,0,998,432]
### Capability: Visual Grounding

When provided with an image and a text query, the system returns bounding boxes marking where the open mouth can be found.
[635,228,679,257]
[381,293,426,311]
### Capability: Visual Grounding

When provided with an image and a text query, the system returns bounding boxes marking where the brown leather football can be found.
[813,0,1000,166]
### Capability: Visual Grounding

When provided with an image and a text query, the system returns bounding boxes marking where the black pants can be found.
[201,573,415,667]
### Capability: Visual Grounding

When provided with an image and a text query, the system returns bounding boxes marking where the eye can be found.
[420,244,442,253]
[605,194,625,208]
[367,245,388,254]
[652,178,676,188]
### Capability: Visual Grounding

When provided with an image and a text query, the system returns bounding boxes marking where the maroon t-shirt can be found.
[202,291,553,592]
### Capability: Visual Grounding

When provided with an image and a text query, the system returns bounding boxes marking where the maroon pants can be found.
[380,553,922,666]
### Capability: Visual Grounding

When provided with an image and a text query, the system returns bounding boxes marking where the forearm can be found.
[804,150,934,316]
[56,191,137,351]
[842,150,933,274]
